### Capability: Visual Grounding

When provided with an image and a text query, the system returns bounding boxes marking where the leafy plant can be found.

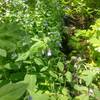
[0,0,100,100]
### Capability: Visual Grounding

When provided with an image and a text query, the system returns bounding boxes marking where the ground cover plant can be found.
[0,0,100,100]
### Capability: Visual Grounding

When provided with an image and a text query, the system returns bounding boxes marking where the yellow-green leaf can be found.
[65,71,72,82]
[0,82,28,100]
[0,48,7,57]
[57,62,64,72]
[34,58,44,66]
[24,74,37,95]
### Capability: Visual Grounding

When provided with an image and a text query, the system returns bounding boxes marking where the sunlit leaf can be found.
[0,82,28,100]
[0,48,7,57]
[24,74,37,95]
[74,85,88,94]
[80,70,97,86]
[40,66,48,72]
[49,71,58,78]
[16,51,30,61]
[75,94,89,100]
[57,62,64,72]
[65,71,72,82]
[32,91,49,100]
[62,88,69,96]
[34,58,44,66]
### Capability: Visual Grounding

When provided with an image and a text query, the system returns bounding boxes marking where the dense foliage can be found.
[0,0,100,100]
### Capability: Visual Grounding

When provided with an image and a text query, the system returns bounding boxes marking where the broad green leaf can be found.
[0,23,25,52]
[4,63,11,69]
[32,91,49,100]
[0,48,7,57]
[16,51,30,61]
[34,58,44,66]
[0,82,28,100]
[89,37,100,47]
[30,41,43,52]
[75,94,89,100]
[24,74,37,95]
[57,62,64,72]
[0,63,10,70]
[80,70,97,86]
[16,41,46,62]
[58,76,64,83]
[62,88,69,96]
[50,96,56,100]
[95,90,100,100]
[58,95,68,100]
[74,85,88,94]
[30,41,46,53]
[65,71,72,82]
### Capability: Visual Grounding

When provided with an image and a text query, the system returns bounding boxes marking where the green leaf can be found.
[62,88,69,96]
[95,90,100,100]
[34,58,44,66]
[16,51,30,61]
[75,94,89,100]
[74,85,88,94]
[50,96,56,100]
[0,82,28,100]
[89,37,100,47]
[24,74,37,95]
[58,95,68,100]
[65,71,72,82]
[80,70,97,86]
[49,71,58,78]
[32,91,49,100]
[0,23,25,52]
[30,41,46,53]
[0,63,10,70]
[4,63,11,69]
[40,66,48,72]
[57,62,64,72]
[0,48,7,57]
